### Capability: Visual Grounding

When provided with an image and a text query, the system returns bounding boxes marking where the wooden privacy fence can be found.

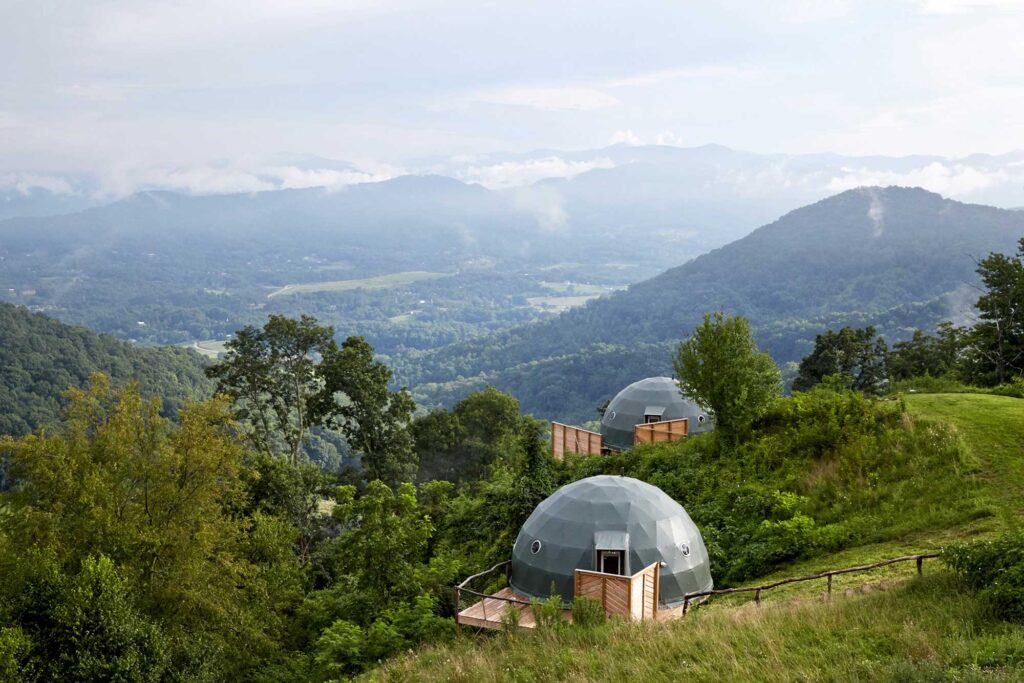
[551,422,603,459]
[634,417,689,445]
[574,562,660,622]
[680,553,940,615]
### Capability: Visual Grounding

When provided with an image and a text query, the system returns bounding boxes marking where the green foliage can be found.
[793,325,889,395]
[570,597,606,628]
[207,314,335,464]
[500,602,521,633]
[889,323,968,381]
[413,386,534,482]
[943,532,1024,623]
[317,335,417,487]
[209,315,417,483]
[674,312,782,443]
[530,583,565,630]
[968,238,1024,385]
[0,301,211,439]
[567,387,974,584]
[0,376,300,679]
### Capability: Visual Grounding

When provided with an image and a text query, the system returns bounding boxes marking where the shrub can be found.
[500,602,521,633]
[530,583,565,630]
[571,597,606,628]
[943,532,1024,623]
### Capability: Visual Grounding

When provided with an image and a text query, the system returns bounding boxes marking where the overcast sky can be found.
[2,0,1024,185]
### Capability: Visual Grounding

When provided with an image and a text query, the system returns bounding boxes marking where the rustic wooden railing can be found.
[681,552,940,615]
[454,561,531,627]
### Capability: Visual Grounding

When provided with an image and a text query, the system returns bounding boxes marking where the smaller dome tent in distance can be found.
[599,376,712,451]
[509,475,713,607]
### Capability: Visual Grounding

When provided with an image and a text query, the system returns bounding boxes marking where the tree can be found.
[673,312,781,444]
[889,322,970,380]
[969,239,1024,385]
[0,375,292,679]
[316,336,417,487]
[206,315,335,464]
[792,326,889,395]
[412,387,526,483]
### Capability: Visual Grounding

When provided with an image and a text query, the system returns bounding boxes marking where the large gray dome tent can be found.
[509,475,713,607]
[599,376,712,451]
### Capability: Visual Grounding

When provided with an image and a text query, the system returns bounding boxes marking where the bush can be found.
[571,597,605,628]
[530,583,565,630]
[943,533,1024,623]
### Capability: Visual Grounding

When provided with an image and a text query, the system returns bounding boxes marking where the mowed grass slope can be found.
[367,393,1024,682]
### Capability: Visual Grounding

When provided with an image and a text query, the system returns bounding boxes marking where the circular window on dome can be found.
[679,542,691,557]
[531,540,542,554]
[606,410,616,421]
[697,415,706,424]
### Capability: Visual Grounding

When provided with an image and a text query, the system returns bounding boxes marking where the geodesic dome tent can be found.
[599,376,712,451]
[509,475,713,607]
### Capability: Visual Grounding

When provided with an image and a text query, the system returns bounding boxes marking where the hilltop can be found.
[368,391,1024,681]
[404,187,1024,422]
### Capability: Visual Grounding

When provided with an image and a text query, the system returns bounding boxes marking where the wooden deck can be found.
[456,588,572,630]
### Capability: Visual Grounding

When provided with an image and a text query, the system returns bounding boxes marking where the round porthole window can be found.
[607,410,616,421]
[679,542,690,557]
[697,415,706,425]
[531,540,542,554]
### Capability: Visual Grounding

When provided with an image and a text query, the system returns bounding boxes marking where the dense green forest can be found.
[400,187,1024,422]
[1,219,1022,680]
[0,301,212,437]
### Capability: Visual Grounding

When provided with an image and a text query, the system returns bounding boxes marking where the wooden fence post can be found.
[683,596,690,616]
[755,589,761,606]
[916,557,923,576]
[827,573,833,598]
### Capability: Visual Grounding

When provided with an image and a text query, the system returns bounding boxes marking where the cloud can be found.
[863,187,885,237]
[511,186,569,231]
[470,86,620,112]
[262,166,394,190]
[917,0,1023,15]
[608,130,642,146]
[456,156,614,189]
[0,172,76,195]
[95,162,396,197]
[827,162,1014,197]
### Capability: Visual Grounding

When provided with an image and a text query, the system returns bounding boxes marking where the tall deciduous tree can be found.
[792,326,889,395]
[970,238,1024,385]
[674,312,781,444]
[206,314,334,464]
[316,336,417,487]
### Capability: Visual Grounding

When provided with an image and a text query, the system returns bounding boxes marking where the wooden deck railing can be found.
[454,560,531,626]
[681,552,940,615]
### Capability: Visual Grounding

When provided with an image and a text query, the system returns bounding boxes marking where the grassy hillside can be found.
[366,392,1024,681]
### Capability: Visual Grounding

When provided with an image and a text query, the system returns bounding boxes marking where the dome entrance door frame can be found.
[598,549,624,575]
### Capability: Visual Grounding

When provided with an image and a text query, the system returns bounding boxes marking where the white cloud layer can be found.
[826,162,1016,197]
[0,172,76,195]
[456,156,614,189]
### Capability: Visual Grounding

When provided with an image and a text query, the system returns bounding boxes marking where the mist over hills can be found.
[4,143,1023,358]
[401,187,1024,423]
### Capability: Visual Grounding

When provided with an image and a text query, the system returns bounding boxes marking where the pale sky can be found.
[3,0,1024,193]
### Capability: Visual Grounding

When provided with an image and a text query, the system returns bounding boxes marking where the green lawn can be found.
[905,393,1024,527]
[266,271,448,298]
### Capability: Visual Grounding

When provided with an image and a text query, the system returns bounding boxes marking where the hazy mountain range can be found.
[401,187,1024,422]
